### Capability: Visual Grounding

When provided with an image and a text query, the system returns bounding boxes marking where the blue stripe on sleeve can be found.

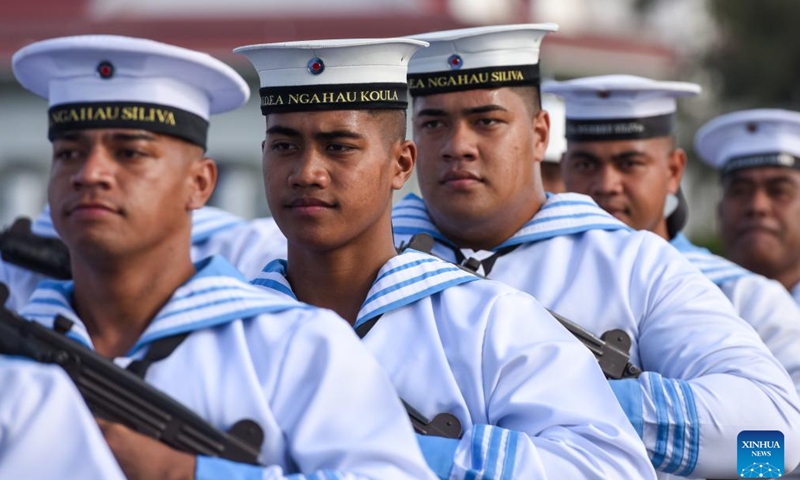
[500,430,520,480]
[465,424,486,480]
[678,381,700,476]
[662,379,686,473]
[649,372,670,469]
[483,426,504,479]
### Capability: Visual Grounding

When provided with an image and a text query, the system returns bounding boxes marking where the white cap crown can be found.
[235,38,427,114]
[13,35,249,148]
[406,24,558,96]
[695,109,800,174]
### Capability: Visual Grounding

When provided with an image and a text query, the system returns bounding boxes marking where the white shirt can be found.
[393,192,800,479]
[0,357,126,480]
[20,256,434,480]
[253,250,657,480]
[1,206,287,311]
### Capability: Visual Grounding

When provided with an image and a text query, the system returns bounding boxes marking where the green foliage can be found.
[706,0,800,110]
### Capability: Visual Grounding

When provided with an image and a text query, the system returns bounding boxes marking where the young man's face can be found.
[262,110,413,252]
[562,137,684,237]
[48,128,212,258]
[719,167,800,278]
[412,87,548,238]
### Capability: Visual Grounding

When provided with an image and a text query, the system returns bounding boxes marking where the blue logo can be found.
[738,431,784,478]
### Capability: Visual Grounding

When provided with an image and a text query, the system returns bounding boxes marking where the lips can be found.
[65,200,118,216]
[736,224,780,237]
[440,170,481,184]
[286,197,335,209]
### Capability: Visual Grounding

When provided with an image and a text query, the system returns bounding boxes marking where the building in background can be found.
[0,0,716,237]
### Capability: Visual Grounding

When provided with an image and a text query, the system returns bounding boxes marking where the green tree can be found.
[705,0,800,110]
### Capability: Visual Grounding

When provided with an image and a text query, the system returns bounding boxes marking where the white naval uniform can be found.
[0,206,287,311]
[0,356,125,480]
[793,282,800,306]
[19,256,434,480]
[252,251,657,480]
[393,192,800,479]
[672,233,800,480]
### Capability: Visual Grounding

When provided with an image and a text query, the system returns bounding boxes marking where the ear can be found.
[532,109,550,163]
[667,147,687,194]
[186,157,217,211]
[390,139,416,191]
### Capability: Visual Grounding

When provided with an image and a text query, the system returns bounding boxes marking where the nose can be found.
[744,187,771,217]
[440,121,479,161]
[591,164,624,198]
[71,147,113,190]
[288,148,329,189]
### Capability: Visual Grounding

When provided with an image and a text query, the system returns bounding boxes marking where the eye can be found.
[117,148,145,160]
[570,159,595,172]
[53,148,80,162]
[270,141,297,152]
[419,119,444,130]
[326,143,356,153]
[475,118,501,127]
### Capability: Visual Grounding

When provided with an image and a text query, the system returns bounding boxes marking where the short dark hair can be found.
[510,86,542,117]
[367,108,407,144]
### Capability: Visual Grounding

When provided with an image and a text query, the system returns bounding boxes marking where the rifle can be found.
[545,310,641,380]
[398,233,641,380]
[0,283,264,464]
[0,217,72,279]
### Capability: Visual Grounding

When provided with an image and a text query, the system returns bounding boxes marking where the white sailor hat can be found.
[405,23,558,97]
[234,38,427,115]
[542,75,700,142]
[694,109,800,175]
[542,92,566,163]
[12,35,250,149]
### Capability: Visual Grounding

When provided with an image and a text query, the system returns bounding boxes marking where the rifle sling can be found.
[127,332,191,379]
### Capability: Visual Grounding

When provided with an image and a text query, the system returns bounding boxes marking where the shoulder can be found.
[0,357,76,402]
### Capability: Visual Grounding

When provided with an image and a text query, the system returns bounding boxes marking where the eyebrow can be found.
[416,105,509,118]
[266,125,364,141]
[567,149,649,162]
[109,132,158,142]
[52,131,157,142]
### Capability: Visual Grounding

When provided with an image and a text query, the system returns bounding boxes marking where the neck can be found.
[652,217,669,241]
[69,235,195,358]
[431,189,546,251]
[771,266,800,294]
[285,221,397,325]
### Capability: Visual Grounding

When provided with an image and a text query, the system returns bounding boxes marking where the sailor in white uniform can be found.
[1,49,287,311]
[0,356,126,480]
[547,75,800,440]
[695,109,800,306]
[395,24,800,478]
[13,34,433,480]
[237,36,656,480]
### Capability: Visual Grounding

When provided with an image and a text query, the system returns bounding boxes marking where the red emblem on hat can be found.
[97,61,114,79]
[447,54,463,70]
[307,57,325,75]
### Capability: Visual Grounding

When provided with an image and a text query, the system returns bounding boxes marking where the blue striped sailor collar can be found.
[252,250,479,330]
[32,205,246,245]
[392,192,630,251]
[20,255,310,356]
[670,232,751,285]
